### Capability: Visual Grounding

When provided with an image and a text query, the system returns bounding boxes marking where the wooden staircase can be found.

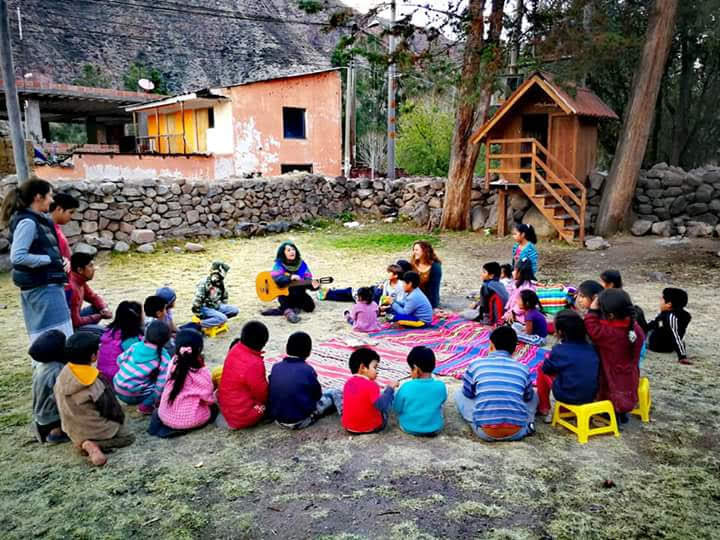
[484,138,587,244]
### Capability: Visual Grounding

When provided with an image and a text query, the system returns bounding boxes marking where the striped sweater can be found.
[462,350,534,428]
[113,341,171,405]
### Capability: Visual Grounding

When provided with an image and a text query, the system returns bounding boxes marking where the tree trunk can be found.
[441,0,505,230]
[595,0,678,236]
[670,27,690,166]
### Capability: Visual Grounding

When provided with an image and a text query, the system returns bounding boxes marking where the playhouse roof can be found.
[470,72,619,144]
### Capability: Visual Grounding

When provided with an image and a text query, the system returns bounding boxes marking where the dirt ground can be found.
[0,222,718,539]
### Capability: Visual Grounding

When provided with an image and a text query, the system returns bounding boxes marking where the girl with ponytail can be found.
[511,223,539,277]
[151,329,217,437]
[585,289,645,424]
[3,179,73,345]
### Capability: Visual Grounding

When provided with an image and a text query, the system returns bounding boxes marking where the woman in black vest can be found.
[1,179,72,344]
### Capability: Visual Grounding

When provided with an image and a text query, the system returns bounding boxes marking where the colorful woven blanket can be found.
[264,313,548,389]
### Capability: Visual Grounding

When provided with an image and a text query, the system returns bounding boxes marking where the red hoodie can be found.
[585,310,644,413]
[218,342,268,429]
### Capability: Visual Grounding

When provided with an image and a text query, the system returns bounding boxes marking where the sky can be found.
[341,0,466,36]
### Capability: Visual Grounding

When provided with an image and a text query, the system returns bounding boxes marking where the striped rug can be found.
[265,312,548,389]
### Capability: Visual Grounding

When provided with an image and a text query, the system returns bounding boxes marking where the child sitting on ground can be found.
[574,280,604,314]
[599,269,648,331]
[342,347,398,434]
[512,290,548,345]
[646,287,692,365]
[156,287,178,336]
[502,258,536,324]
[267,332,338,429]
[217,321,270,430]
[30,330,69,443]
[97,301,144,381]
[536,310,599,422]
[320,263,407,306]
[461,262,508,324]
[385,271,433,327]
[68,252,112,335]
[149,329,217,438]
[500,264,513,291]
[192,261,239,328]
[585,289,645,424]
[143,295,168,331]
[393,346,447,436]
[113,320,172,414]
[54,332,134,466]
[455,326,537,442]
[345,287,381,333]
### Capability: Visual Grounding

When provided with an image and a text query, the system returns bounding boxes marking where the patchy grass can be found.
[0,227,719,538]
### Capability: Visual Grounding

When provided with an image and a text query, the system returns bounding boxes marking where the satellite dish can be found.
[138,78,155,91]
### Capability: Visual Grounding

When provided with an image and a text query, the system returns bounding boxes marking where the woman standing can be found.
[411,241,442,309]
[1,179,72,343]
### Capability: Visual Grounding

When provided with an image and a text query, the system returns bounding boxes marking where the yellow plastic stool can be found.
[191,315,229,338]
[551,400,620,444]
[630,377,651,423]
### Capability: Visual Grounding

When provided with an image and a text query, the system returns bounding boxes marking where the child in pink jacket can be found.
[149,329,217,437]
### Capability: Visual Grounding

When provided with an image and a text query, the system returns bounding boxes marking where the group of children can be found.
[27,221,694,463]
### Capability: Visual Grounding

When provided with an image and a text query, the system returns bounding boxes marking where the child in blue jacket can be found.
[387,272,433,327]
[394,346,447,436]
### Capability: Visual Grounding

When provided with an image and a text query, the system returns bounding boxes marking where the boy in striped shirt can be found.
[455,326,537,441]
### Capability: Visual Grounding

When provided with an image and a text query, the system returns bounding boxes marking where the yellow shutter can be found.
[183,110,197,153]
[196,108,209,153]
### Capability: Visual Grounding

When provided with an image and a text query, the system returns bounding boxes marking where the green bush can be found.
[396,102,453,176]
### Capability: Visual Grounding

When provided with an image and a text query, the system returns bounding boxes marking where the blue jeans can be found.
[78,306,106,336]
[454,388,538,442]
[199,304,239,327]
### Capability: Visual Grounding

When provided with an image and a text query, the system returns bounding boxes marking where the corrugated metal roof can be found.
[470,72,618,143]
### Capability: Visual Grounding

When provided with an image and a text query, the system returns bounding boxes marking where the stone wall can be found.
[629,163,720,237]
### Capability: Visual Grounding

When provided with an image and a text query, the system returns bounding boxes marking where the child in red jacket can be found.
[342,348,398,434]
[585,289,645,424]
[217,321,270,429]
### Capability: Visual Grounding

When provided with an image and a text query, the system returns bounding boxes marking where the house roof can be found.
[470,72,619,144]
[125,68,341,113]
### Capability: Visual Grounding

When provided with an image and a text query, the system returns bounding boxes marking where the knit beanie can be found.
[145,320,171,347]
[286,331,312,359]
[175,328,204,355]
[28,330,67,364]
[155,286,177,305]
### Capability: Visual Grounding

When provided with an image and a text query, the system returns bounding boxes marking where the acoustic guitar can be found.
[255,271,334,302]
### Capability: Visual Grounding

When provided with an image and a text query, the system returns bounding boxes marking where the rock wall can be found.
[0,174,498,258]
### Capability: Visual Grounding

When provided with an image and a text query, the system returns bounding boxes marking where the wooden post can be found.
[497,188,507,237]
[155,108,160,153]
[484,140,491,190]
[180,101,186,154]
[530,140,536,196]
[132,111,138,153]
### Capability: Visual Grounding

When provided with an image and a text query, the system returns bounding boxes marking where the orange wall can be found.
[227,71,342,176]
[35,153,219,181]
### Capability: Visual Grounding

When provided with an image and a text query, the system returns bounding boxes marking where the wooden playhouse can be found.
[470,72,619,243]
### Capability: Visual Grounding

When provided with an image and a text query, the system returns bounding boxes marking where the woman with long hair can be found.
[410,240,442,309]
[1,179,72,343]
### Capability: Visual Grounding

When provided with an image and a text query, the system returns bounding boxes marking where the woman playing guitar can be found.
[265,242,320,323]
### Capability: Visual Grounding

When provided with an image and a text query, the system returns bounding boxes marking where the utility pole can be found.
[343,62,354,177]
[0,0,29,182]
[386,0,396,181]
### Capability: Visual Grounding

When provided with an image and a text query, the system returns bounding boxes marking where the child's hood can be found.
[56,363,100,395]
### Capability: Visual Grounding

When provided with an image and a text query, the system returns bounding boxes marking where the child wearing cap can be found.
[393,346,447,436]
[54,332,134,466]
[192,261,239,328]
[156,286,178,335]
[267,332,339,429]
[30,330,69,443]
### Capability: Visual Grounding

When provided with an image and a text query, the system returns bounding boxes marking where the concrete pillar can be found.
[24,99,43,143]
[86,116,98,144]
[138,112,148,138]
